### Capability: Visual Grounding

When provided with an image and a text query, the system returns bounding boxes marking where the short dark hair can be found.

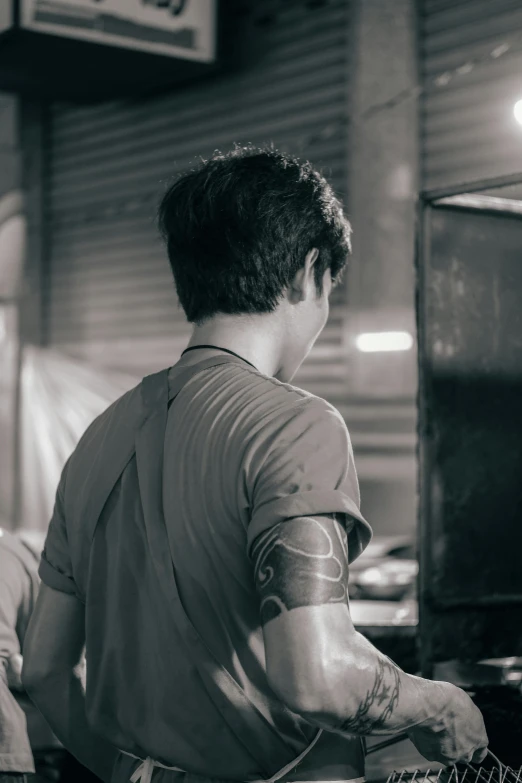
[158,145,351,324]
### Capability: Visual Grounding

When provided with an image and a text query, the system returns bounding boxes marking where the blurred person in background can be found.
[21,147,487,783]
[0,527,37,782]
[0,527,98,783]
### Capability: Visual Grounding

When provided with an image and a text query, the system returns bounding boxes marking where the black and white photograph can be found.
[0,2,521,783]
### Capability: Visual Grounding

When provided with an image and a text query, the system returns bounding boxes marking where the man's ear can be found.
[306,247,320,274]
[289,248,319,303]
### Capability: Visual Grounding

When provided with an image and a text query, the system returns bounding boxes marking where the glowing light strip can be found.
[355,331,414,353]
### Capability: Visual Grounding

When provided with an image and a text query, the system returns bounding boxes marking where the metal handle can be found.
[366,732,410,755]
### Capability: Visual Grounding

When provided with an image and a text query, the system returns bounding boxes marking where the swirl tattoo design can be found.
[251,514,349,624]
[251,515,402,733]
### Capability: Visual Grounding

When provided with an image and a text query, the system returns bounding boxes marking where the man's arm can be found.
[22,584,118,783]
[252,514,488,763]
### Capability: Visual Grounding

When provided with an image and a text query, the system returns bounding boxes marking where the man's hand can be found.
[6,653,24,691]
[407,682,488,765]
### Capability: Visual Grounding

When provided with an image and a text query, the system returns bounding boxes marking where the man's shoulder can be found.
[0,529,38,586]
[0,529,36,566]
[229,367,347,446]
[74,381,143,454]
[222,362,342,415]
[63,380,144,496]
[259,373,345,427]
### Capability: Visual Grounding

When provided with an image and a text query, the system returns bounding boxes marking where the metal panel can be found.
[420,0,522,192]
[417,203,522,674]
[45,0,353,413]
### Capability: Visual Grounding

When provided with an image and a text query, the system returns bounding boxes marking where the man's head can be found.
[159,145,352,380]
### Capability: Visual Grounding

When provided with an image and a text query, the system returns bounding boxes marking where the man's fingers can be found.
[471,746,488,764]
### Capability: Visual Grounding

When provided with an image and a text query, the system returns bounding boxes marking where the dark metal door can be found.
[417,202,522,676]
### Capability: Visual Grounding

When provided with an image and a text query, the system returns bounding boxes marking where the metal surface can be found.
[426,595,522,609]
[385,766,522,783]
[433,195,522,216]
[433,659,522,690]
[422,171,522,202]
[416,201,522,672]
[420,1,522,191]
[44,0,352,405]
[367,733,410,755]
[368,734,522,783]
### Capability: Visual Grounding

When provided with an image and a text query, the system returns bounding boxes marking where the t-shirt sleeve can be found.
[247,397,372,561]
[39,461,77,596]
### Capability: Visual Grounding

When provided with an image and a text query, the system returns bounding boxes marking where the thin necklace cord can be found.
[181,344,257,370]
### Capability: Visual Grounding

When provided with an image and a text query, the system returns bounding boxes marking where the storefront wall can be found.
[421,0,522,194]
[16,0,424,534]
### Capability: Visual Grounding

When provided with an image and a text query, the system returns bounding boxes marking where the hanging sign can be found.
[21,0,216,62]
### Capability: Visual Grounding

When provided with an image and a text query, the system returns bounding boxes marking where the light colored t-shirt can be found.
[39,354,372,783]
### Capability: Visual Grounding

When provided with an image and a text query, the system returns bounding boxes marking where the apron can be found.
[85,356,365,783]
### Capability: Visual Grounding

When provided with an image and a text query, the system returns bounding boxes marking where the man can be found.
[22,147,488,783]
[0,528,38,782]
[0,528,63,783]
[0,528,100,783]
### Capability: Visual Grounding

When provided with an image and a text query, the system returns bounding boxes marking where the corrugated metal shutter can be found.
[420,0,522,193]
[44,0,352,415]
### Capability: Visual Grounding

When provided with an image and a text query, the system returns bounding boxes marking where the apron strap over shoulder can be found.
[84,355,249,543]
[136,358,299,778]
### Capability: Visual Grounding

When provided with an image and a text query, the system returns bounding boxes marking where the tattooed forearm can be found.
[336,655,401,734]
[251,514,349,624]
[253,517,432,736]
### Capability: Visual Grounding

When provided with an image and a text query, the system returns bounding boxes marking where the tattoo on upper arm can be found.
[251,514,349,625]
[337,656,401,734]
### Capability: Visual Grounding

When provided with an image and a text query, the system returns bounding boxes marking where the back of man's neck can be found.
[188,316,282,378]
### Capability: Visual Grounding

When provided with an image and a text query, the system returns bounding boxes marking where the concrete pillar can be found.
[346,0,420,534]
[347,0,419,400]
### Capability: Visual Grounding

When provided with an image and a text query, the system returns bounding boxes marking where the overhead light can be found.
[514,100,522,125]
[355,331,414,353]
